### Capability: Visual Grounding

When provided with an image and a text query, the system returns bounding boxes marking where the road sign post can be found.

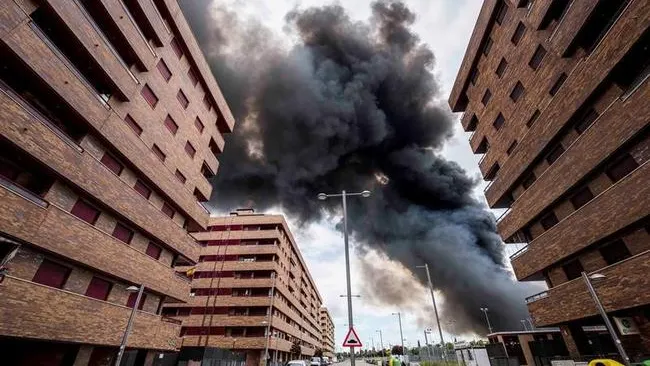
[343,327,363,348]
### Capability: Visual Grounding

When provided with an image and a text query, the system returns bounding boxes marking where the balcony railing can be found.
[509,245,529,260]
[525,291,549,304]
[0,176,48,209]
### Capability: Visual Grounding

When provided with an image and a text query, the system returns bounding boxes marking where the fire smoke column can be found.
[179,0,543,334]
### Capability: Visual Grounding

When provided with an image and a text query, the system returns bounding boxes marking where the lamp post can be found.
[415,264,445,349]
[115,284,144,366]
[376,330,384,363]
[479,308,492,334]
[318,189,371,366]
[392,312,405,356]
[520,320,528,331]
[264,273,277,366]
[582,272,630,366]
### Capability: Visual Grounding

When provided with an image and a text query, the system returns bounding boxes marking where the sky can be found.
[201,0,495,351]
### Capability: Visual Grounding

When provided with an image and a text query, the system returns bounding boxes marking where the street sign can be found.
[342,327,363,348]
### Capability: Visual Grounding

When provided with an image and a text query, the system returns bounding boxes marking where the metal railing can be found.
[0,176,49,208]
[525,291,549,304]
[509,245,529,260]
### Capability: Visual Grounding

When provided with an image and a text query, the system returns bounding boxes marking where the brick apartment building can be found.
[0,0,233,364]
[319,307,335,358]
[449,0,649,359]
[163,209,326,366]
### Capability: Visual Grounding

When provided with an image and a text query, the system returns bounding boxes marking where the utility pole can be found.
[264,273,277,366]
[480,307,493,334]
[416,264,445,347]
[392,312,405,355]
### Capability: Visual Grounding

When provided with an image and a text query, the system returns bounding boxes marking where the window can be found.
[485,163,500,180]
[482,37,493,56]
[481,89,492,105]
[209,138,221,156]
[496,58,508,77]
[570,186,594,209]
[164,115,178,135]
[495,1,508,25]
[467,114,479,131]
[188,68,199,86]
[141,84,158,108]
[476,136,488,154]
[177,90,189,109]
[146,242,162,259]
[526,109,541,127]
[161,202,175,218]
[85,276,112,300]
[529,46,547,70]
[511,22,526,45]
[546,144,565,164]
[510,81,524,102]
[470,68,479,85]
[124,115,143,136]
[112,222,134,244]
[203,94,212,111]
[185,141,196,158]
[194,117,205,133]
[170,37,183,58]
[134,179,152,199]
[574,108,599,134]
[100,153,123,175]
[156,59,172,81]
[71,199,100,224]
[562,259,584,281]
[201,162,215,179]
[599,240,631,265]
[549,73,567,96]
[540,212,559,230]
[522,173,536,189]
[606,154,638,182]
[127,291,147,310]
[175,169,186,183]
[32,259,71,288]
[493,113,505,130]
[152,144,166,162]
[506,140,518,155]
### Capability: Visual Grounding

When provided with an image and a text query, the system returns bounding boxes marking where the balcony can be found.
[548,0,599,56]
[0,276,180,350]
[182,336,293,350]
[202,244,279,256]
[527,250,650,326]
[193,229,281,242]
[511,162,649,280]
[0,184,190,301]
[219,261,277,272]
[185,295,272,308]
[181,314,268,327]
[191,277,274,289]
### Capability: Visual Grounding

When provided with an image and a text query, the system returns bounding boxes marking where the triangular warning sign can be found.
[342,327,363,348]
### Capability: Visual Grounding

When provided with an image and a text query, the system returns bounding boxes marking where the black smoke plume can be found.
[179,0,541,334]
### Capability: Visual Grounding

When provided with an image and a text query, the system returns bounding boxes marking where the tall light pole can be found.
[392,312,405,355]
[318,189,371,366]
[416,264,445,348]
[520,320,528,331]
[376,330,384,351]
[582,272,630,366]
[264,273,277,366]
[115,284,144,366]
[479,307,493,334]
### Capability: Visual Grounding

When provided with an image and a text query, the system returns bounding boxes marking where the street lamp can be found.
[415,264,445,348]
[115,284,144,366]
[391,312,405,356]
[264,273,277,366]
[317,189,371,366]
[582,272,630,366]
[520,320,528,331]
[479,307,493,334]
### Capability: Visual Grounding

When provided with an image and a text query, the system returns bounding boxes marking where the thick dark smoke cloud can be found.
[179,0,541,334]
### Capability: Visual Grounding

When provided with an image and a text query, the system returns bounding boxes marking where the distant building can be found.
[164,209,324,366]
[449,0,650,358]
[320,307,336,357]
[0,0,233,364]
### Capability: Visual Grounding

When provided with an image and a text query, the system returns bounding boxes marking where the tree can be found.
[314,349,323,358]
[291,341,302,358]
[390,345,404,355]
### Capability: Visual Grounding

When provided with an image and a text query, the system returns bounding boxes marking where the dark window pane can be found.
[496,58,508,77]
[170,37,183,58]
[482,37,493,55]
[156,59,172,81]
[175,169,186,183]
[32,259,71,289]
[510,81,524,102]
[540,212,559,230]
[124,114,143,136]
[562,259,584,281]
[141,84,158,108]
[71,199,100,224]
[599,240,631,265]
[506,140,518,155]
[152,144,166,162]
[112,222,134,244]
[546,144,565,164]
[606,153,639,182]
[570,186,594,209]
[164,115,178,135]
[495,1,508,24]
[574,108,599,134]
[195,117,205,133]
[511,22,526,45]
[526,110,540,127]
[134,179,152,199]
[470,68,480,85]
[146,242,162,259]
[529,46,547,70]
[485,163,500,180]
[185,142,196,158]
[188,68,199,86]
[162,202,175,218]
[127,291,147,309]
[100,153,123,175]
[493,113,505,130]
[177,90,189,109]
[85,276,112,301]
[482,89,492,105]
[549,73,567,96]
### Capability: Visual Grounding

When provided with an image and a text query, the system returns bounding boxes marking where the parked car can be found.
[287,360,308,366]
[322,357,331,365]
[311,357,322,366]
